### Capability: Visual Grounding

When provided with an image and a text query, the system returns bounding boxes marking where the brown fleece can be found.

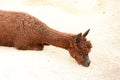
[0,10,92,64]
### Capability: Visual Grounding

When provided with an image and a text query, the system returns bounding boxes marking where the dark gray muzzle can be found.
[81,55,91,67]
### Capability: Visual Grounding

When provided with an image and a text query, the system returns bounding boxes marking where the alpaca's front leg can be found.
[14,38,44,50]
[15,44,44,50]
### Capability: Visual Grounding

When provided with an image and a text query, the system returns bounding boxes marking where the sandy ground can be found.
[0,0,120,80]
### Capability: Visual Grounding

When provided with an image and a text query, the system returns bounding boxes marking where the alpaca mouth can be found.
[81,55,91,67]
[81,59,91,67]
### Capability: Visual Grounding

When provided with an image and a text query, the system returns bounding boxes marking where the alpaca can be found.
[0,10,92,67]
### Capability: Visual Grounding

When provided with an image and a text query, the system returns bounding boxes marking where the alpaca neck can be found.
[47,33,74,50]
[42,26,75,50]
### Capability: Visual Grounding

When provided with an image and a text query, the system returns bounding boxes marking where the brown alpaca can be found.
[0,10,92,67]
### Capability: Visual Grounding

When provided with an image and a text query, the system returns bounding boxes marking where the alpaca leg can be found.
[14,41,30,50]
[14,38,31,50]
[28,44,44,50]
[14,41,44,50]
[14,37,45,50]
[44,43,49,46]
[15,44,44,50]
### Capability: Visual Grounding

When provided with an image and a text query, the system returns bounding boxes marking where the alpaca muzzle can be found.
[81,55,91,67]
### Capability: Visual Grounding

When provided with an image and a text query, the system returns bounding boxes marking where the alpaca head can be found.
[69,29,92,67]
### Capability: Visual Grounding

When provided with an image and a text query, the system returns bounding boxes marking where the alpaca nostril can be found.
[81,60,91,67]
[87,60,91,66]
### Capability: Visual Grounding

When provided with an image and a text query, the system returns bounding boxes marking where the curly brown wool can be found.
[0,10,92,67]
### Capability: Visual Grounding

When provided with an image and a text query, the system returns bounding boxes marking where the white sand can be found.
[0,0,120,80]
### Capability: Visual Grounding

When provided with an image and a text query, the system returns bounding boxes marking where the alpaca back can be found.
[0,10,44,46]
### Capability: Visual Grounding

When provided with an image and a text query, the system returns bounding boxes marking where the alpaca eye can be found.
[85,46,87,48]
[78,50,83,55]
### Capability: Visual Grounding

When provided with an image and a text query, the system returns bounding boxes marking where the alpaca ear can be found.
[74,33,82,43]
[83,29,90,37]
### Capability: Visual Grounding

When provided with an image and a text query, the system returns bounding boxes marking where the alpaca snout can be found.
[81,55,91,67]
[81,59,91,67]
